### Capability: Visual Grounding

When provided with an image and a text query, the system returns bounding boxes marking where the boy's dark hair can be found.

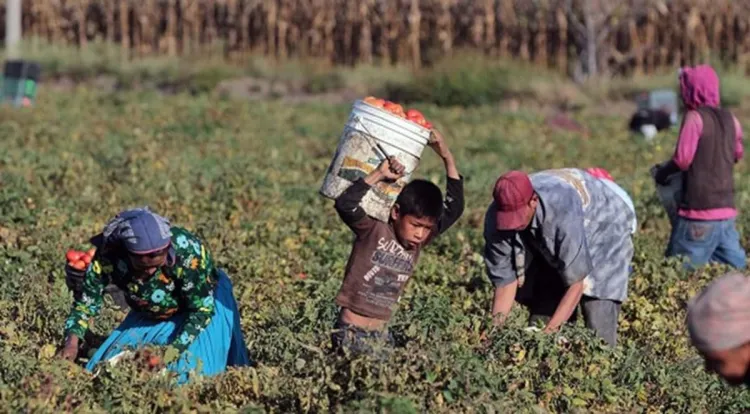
[395,179,443,219]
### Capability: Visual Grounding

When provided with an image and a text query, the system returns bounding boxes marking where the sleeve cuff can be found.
[447,174,464,184]
[562,259,592,287]
[65,326,85,339]
[353,177,373,189]
[491,276,517,288]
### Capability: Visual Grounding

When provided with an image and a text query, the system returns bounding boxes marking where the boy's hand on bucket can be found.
[429,129,460,179]
[381,157,406,180]
[366,157,405,185]
[428,129,452,160]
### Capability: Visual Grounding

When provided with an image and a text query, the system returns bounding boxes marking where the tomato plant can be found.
[0,89,748,412]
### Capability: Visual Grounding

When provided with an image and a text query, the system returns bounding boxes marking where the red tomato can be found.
[66,250,82,263]
[86,248,96,258]
[82,255,92,265]
[424,121,433,129]
[71,260,87,271]
[406,109,423,119]
[363,96,386,107]
[383,101,402,111]
[148,355,161,368]
[407,115,426,126]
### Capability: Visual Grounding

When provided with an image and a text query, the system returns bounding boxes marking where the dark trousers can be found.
[519,260,621,346]
[330,319,394,359]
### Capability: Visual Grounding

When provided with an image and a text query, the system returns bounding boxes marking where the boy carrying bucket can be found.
[331,129,464,356]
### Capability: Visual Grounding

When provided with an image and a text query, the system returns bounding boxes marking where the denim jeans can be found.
[666,216,747,270]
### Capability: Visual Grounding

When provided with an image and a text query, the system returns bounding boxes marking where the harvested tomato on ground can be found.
[148,354,161,369]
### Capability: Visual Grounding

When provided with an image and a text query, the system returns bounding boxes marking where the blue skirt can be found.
[85,269,251,384]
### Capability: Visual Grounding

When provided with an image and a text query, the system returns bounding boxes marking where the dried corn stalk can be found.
[12,0,750,74]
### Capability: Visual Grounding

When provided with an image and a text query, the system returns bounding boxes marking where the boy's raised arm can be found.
[334,157,406,233]
[430,129,465,234]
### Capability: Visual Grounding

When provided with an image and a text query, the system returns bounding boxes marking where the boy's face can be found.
[390,205,436,249]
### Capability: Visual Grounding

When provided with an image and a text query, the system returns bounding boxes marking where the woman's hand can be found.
[65,265,85,293]
[59,335,79,361]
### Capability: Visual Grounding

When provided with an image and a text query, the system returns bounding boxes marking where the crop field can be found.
[1,88,750,413]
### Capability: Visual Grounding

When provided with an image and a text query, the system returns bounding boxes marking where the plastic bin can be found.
[320,100,432,222]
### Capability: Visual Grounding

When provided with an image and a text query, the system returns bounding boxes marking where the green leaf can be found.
[163,346,180,364]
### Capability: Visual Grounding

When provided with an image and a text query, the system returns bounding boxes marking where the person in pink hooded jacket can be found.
[654,64,746,270]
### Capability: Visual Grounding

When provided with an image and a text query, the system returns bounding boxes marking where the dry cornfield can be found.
[14,0,750,75]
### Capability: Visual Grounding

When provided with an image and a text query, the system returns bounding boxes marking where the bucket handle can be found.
[350,114,391,160]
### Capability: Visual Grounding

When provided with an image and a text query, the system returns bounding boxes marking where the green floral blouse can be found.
[64,226,217,353]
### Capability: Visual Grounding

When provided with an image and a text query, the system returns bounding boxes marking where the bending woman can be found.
[59,207,250,384]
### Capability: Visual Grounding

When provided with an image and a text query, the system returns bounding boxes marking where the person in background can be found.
[331,129,464,356]
[628,107,674,141]
[58,207,250,384]
[687,272,750,386]
[483,168,636,346]
[654,64,746,270]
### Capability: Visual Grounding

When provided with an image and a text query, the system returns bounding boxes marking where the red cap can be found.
[493,170,534,230]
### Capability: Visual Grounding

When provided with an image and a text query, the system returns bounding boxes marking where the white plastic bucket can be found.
[320,100,432,222]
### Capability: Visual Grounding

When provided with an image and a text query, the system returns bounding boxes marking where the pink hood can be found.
[679,64,720,110]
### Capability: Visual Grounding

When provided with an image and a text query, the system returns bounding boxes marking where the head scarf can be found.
[101,206,172,254]
[679,64,720,110]
[687,272,750,353]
